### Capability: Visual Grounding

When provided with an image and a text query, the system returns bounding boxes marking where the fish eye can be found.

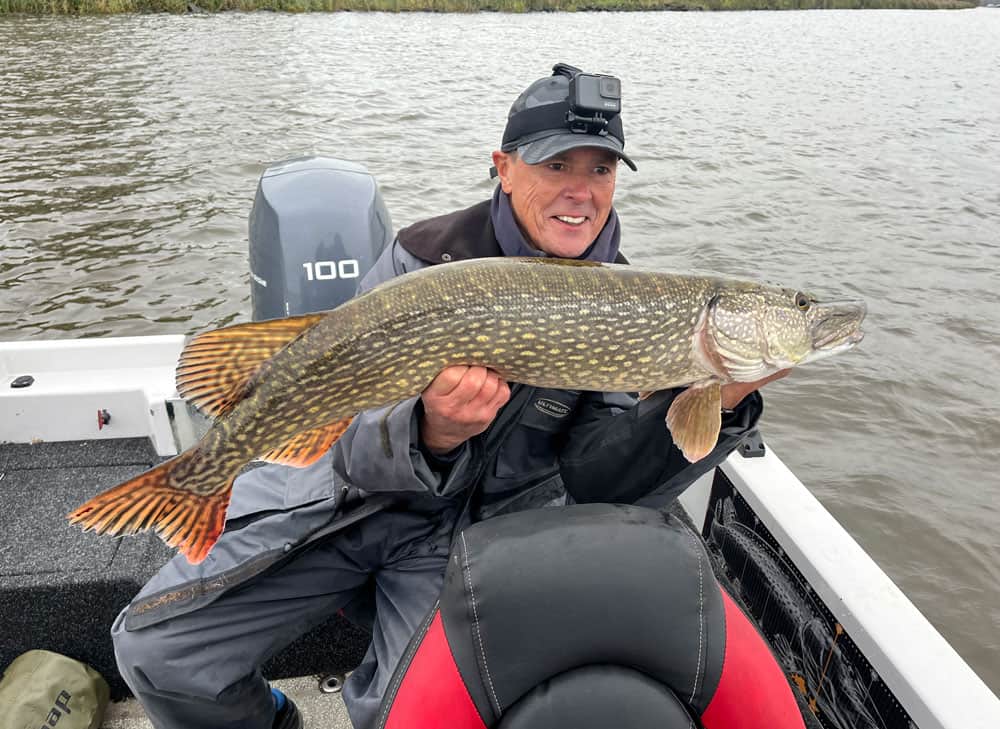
[794,292,810,311]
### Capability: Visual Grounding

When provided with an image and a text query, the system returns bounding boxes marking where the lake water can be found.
[1,8,998,693]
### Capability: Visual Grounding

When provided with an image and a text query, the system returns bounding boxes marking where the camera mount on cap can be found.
[553,62,622,136]
[500,63,625,151]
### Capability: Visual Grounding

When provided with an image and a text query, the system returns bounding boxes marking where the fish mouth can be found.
[810,300,867,353]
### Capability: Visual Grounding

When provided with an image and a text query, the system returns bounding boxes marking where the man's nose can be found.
[563,171,593,199]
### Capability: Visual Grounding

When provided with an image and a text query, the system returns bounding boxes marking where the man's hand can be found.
[420,366,511,456]
[720,369,791,411]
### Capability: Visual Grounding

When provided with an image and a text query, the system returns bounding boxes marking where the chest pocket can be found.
[494,389,582,480]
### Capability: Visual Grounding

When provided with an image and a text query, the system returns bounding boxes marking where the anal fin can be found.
[258,417,355,467]
[665,382,723,463]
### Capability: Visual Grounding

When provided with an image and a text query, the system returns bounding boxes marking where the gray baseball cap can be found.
[500,69,637,172]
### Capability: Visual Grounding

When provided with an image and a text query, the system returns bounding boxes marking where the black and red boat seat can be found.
[375,502,805,729]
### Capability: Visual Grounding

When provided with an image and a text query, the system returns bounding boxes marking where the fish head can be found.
[703,284,866,381]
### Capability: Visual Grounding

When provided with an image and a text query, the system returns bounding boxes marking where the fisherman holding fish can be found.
[101,64,804,729]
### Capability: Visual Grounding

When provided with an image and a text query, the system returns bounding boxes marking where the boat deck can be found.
[101,675,354,729]
[0,438,370,706]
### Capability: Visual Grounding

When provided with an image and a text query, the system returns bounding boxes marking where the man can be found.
[112,63,785,729]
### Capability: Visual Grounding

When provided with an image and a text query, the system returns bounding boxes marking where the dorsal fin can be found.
[258,417,355,467]
[176,313,326,418]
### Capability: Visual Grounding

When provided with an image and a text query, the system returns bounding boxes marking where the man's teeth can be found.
[555,215,586,225]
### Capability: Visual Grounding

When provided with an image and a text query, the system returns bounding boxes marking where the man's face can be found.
[492,146,618,258]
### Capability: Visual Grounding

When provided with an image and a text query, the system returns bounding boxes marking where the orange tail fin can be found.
[67,451,233,564]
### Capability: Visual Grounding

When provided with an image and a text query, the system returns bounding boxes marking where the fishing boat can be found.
[2,157,997,729]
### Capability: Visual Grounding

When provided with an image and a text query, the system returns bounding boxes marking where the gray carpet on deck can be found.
[0,438,368,700]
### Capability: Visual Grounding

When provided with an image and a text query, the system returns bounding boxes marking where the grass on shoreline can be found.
[0,0,977,14]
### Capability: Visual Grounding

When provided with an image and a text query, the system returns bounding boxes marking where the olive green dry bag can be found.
[0,650,109,729]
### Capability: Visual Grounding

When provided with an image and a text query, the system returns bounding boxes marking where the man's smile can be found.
[553,214,588,227]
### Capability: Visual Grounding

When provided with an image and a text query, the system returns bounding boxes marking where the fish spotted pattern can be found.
[68,257,865,563]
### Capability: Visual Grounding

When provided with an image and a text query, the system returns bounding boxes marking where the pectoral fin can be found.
[258,417,355,467]
[665,382,723,463]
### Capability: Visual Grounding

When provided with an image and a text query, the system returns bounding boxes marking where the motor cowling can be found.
[248,156,393,321]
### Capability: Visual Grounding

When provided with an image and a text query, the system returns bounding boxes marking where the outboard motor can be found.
[248,156,393,321]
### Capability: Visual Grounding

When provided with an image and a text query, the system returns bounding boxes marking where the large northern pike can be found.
[69,257,865,563]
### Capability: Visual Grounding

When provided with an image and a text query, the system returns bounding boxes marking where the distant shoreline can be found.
[0,0,978,15]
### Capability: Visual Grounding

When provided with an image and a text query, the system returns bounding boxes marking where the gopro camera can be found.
[569,73,622,116]
[550,63,623,135]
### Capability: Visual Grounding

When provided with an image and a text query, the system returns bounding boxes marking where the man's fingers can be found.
[485,379,511,412]
[473,370,503,404]
[424,365,470,398]
[424,366,503,409]
[449,366,490,405]
[719,368,792,410]
[419,367,509,455]
[762,369,792,386]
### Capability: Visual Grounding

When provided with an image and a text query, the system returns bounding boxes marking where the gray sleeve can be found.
[331,396,477,497]
[356,239,427,294]
[330,240,476,496]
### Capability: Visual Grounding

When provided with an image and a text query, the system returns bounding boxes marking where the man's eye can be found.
[594,166,611,175]
[547,163,565,172]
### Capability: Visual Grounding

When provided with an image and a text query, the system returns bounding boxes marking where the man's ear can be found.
[491,150,514,194]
